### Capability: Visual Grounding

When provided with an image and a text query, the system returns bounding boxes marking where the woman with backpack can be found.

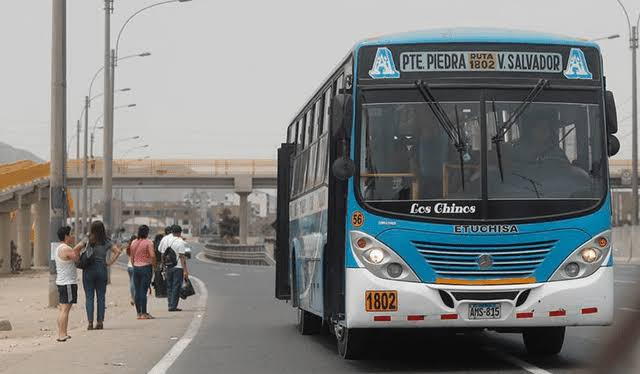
[77,221,121,330]
[129,225,156,319]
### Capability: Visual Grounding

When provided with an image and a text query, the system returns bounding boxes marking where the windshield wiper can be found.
[491,79,549,182]
[512,172,542,198]
[414,80,468,190]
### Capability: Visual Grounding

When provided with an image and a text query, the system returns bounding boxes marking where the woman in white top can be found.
[54,226,82,342]
[125,235,137,306]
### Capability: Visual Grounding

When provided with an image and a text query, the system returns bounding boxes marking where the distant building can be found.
[118,201,200,236]
[223,191,275,218]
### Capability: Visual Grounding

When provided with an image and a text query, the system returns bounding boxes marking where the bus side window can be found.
[335,74,344,94]
[305,110,314,147]
[299,149,310,193]
[291,156,300,198]
[322,88,332,134]
[313,100,322,141]
[287,122,296,145]
[316,134,328,185]
[297,118,306,152]
[307,142,318,189]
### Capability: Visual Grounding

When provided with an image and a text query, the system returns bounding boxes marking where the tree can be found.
[218,208,239,241]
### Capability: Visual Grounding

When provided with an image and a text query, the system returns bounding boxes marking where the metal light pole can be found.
[104,0,192,233]
[617,0,640,225]
[81,85,135,235]
[103,0,114,233]
[74,120,80,239]
[82,96,89,236]
[50,0,67,308]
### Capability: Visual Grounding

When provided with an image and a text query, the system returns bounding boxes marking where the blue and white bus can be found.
[275,28,620,359]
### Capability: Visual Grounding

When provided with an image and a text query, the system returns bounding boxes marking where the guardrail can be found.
[0,162,50,192]
[66,159,277,178]
[203,242,274,266]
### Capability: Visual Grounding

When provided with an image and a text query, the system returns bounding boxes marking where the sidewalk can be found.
[0,267,201,373]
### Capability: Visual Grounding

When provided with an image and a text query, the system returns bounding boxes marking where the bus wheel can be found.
[336,326,365,359]
[297,308,322,335]
[522,327,565,356]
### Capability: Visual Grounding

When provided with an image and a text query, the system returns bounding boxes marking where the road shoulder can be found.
[0,267,201,374]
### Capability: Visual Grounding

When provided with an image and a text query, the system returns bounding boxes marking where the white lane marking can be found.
[615,280,637,284]
[148,276,208,374]
[226,273,240,277]
[619,307,640,313]
[487,348,552,374]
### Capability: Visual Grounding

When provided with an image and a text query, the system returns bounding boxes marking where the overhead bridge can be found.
[65,159,277,189]
[0,159,276,273]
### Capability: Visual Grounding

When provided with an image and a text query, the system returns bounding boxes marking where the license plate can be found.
[468,303,501,320]
[365,290,398,312]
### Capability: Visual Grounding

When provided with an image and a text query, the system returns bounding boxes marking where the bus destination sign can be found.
[362,45,598,81]
[399,51,563,73]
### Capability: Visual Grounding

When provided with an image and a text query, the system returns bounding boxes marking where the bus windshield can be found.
[358,92,606,220]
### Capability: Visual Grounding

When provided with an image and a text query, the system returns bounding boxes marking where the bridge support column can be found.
[238,192,250,245]
[33,198,50,268]
[17,202,32,270]
[234,176,253,245]
[0,212,10,274]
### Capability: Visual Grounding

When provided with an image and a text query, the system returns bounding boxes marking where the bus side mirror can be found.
[332,157,356,181]
[605,90,618,134]
[608,134,620,157]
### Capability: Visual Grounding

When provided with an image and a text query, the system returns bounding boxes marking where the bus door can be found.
[275,143,295,300]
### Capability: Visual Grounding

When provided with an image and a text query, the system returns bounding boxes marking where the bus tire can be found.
[297,308,322,335]
[522,327,565,356]
[336,327,366,359]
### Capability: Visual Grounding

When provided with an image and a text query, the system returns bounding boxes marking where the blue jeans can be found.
[165,267,183,310]
[82,264,108,322]
[127,267,135,301]
[133,265,153,315]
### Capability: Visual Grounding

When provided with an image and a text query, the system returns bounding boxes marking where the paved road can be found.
[169,244,640,374]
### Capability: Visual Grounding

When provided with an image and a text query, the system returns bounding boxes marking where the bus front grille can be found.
[411,239,557,279]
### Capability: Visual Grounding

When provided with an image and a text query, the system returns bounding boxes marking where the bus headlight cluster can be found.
[550,230,611,282]
[350,231,420,282]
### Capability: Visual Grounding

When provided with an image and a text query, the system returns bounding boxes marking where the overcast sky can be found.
[1,0,638,161]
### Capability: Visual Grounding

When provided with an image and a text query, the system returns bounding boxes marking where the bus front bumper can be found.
[345,266,613,328]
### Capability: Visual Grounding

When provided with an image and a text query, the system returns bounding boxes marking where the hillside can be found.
[0,142,44,164]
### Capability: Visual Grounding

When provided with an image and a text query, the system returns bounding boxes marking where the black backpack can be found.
[162,239,178,268]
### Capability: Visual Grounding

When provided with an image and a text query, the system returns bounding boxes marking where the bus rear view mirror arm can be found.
[331,94,353,141]
[330,93,355,180]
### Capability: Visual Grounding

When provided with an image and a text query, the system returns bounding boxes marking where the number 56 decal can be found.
[352,211,364,227]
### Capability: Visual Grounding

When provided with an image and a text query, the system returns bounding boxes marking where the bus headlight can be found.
[580,248,601,263]
[365,248,385,264]
[350,231,420,282]
[550,230,611,282]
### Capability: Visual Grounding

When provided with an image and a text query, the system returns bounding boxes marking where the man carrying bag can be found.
[158,225,190,311]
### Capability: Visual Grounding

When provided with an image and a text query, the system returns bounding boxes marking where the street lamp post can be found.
[616,0,640,225]
[590,34,621,42]
[81,80,137,236]
[103,0,192,233]
[121,144,149,159]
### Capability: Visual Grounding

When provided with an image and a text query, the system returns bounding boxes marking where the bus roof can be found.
[357,27,599,49]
